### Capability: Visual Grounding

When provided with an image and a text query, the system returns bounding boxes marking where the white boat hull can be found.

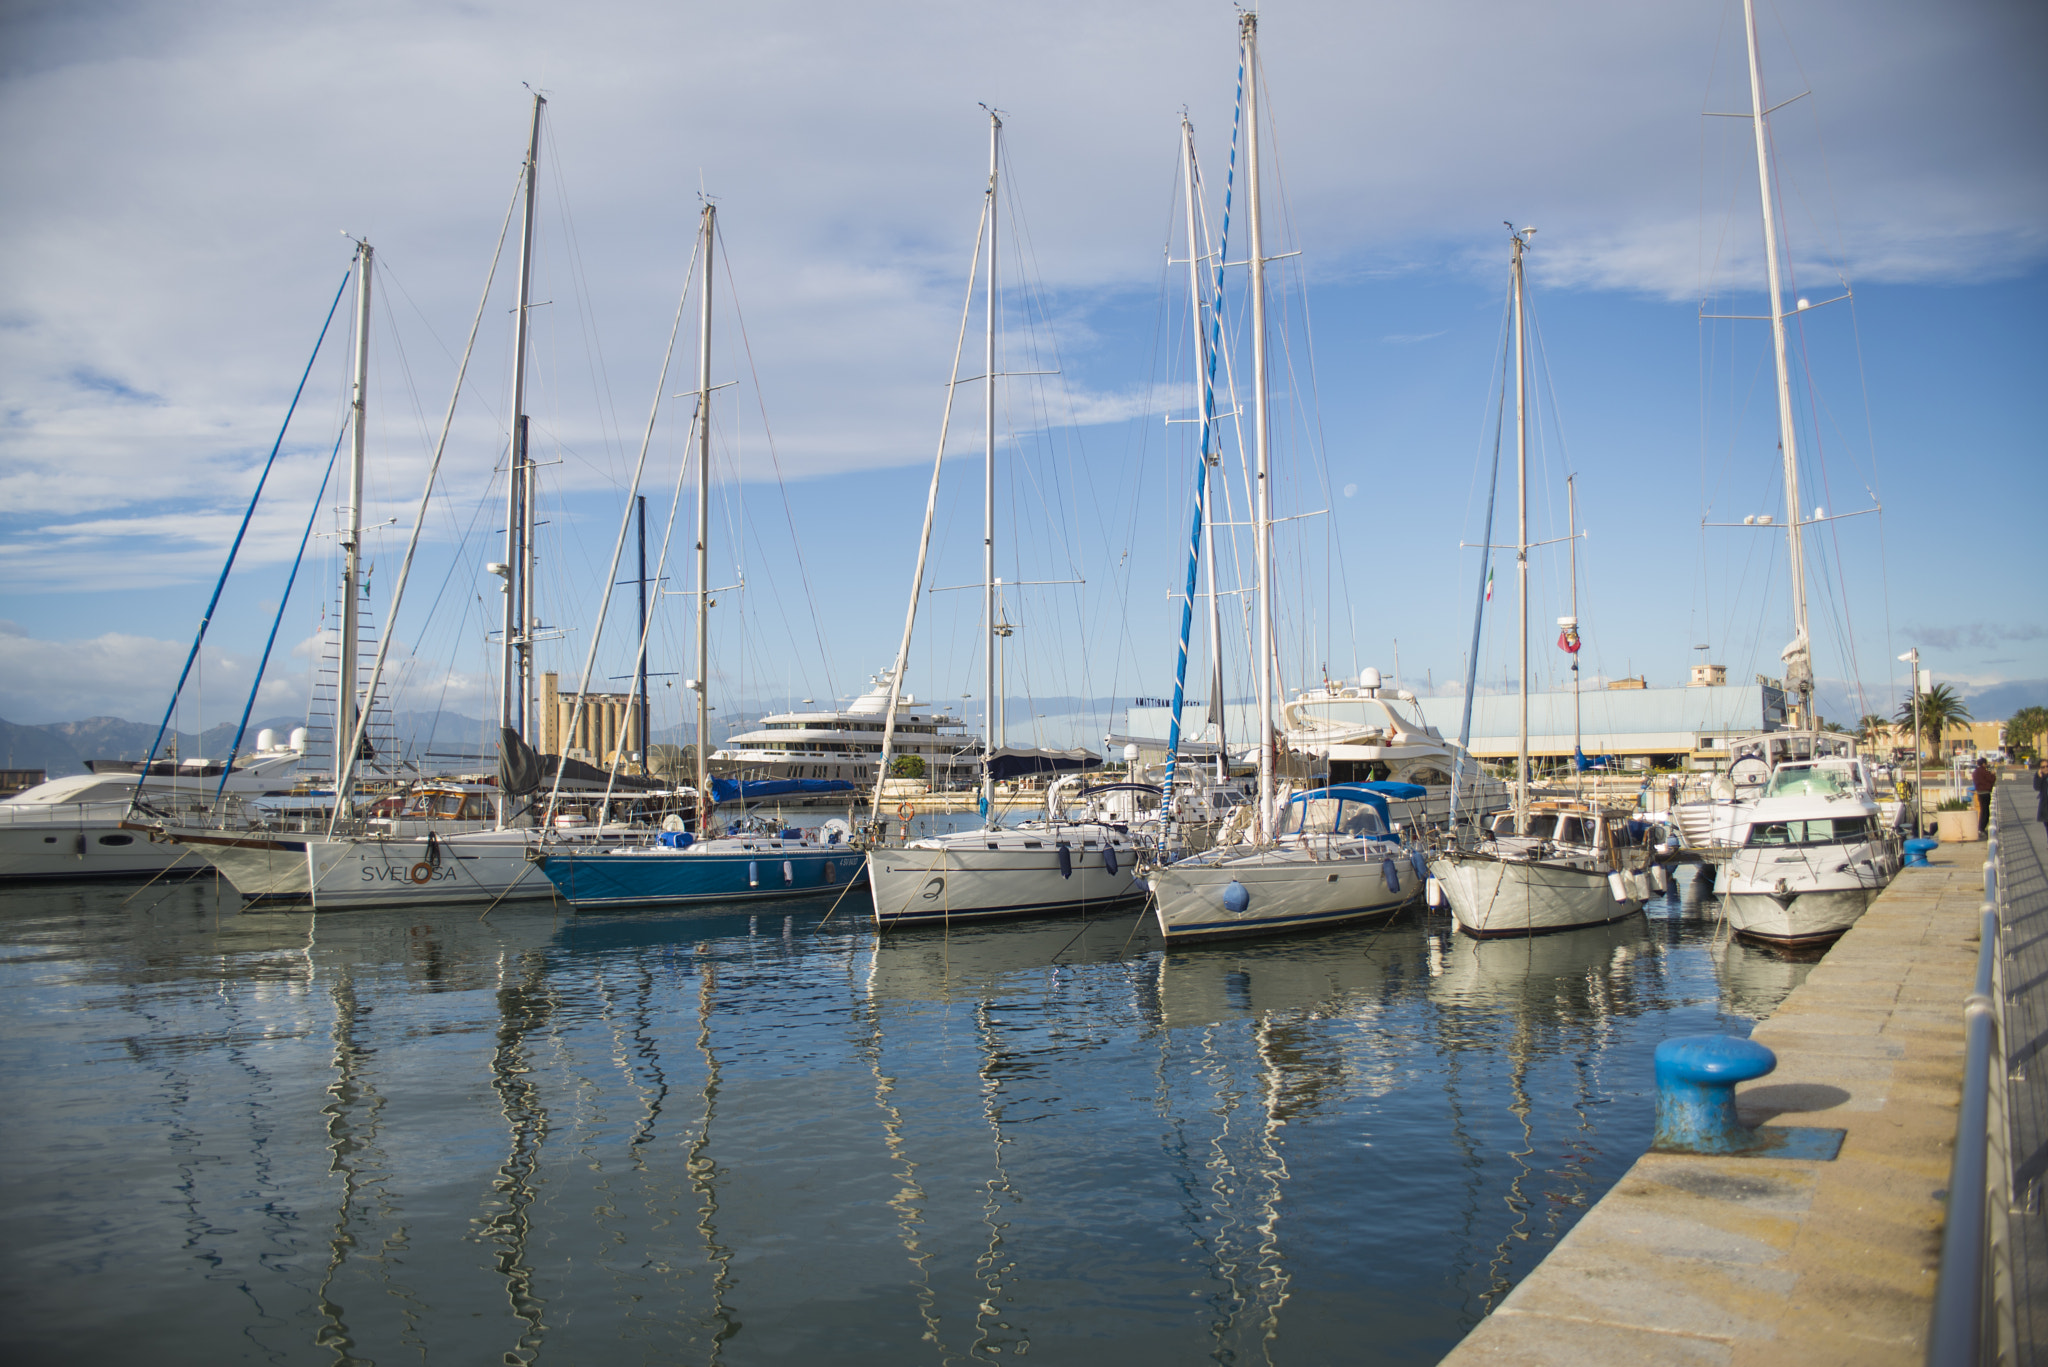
[0,809,192,880]
[868,832,1143,928]
[1150,844,1420,943]
[1723,837,1896,945]
[171,828,567,910]
[1428,853,1641,937]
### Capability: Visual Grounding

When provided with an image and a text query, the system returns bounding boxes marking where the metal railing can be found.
[1928,812,2002,1365]
[1929,786,2048,1367]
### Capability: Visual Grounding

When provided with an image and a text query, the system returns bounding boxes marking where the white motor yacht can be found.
[1721,757,1899,945]
[1281,669,1511,833]
[0,732,306,882]
[713,671,978,789]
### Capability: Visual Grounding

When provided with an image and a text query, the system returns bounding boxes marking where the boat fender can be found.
[783,860,795,884]
[1409,848,1428,882]
[1103,845,1119,877]
[1221,880,1251,914]
[749,860,760,888]
[1425,876,1444,909]
[1382,858,1401,894]
[1058,844,1072,879]
[1607,870,1631,903]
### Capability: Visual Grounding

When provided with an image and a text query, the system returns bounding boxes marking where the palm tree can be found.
[1896,684,1973,754]
[1856,713,1893,745]
[2007,705,2048,758]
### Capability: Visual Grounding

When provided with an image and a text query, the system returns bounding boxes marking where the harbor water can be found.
[0,873,1814,1365]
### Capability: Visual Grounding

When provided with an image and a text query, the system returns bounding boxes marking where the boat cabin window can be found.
[1554,816,1588,847]
[1763,765,1859,799]
[1276,797,1385,839]
[1746,815,1875,847]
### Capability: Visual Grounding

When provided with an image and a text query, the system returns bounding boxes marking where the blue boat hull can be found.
[536,844,868,910]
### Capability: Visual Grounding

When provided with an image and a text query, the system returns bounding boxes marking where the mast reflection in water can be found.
[0,880,1805,1365]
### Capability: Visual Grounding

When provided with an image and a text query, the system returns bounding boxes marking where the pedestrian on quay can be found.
[1973,757,1996,839]
[2036,759,2048,829]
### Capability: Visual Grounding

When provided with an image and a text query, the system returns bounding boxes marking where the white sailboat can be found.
[1693,0,1899,944]
[1146,13,1428,944]
[163,98,670,909]
[1427,228,1647,938]
[865,110,1141,930]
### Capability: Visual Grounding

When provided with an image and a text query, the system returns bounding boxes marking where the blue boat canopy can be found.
[709,777,855,804]
[1277,782,1420,838]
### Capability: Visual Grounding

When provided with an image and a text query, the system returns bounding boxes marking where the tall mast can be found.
[1567,473,1580,792]
[635,494,649,772]
[693,202,715,828]
[1243,10,1275,841]
[981,110,1001,828]
[1181,113,1229,791]
[1511,227,1530,832]
[1742,0,1812,723]
[501,93,544,746]
[337,240,372,792]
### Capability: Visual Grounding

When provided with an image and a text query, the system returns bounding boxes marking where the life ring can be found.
[897,802,914,821]
[408,862,435,885]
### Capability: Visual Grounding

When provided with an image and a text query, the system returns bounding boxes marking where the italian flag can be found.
[1484,566,1494,603]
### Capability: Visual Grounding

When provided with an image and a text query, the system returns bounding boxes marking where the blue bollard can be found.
[1653,1035,1777,1154]
[1904,837,1938,868]
[1651,1034,1845,1160]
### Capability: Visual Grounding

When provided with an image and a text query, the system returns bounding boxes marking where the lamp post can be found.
[1899,648,1922,825]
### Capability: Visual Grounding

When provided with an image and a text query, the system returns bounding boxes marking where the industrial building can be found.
[1118,676,1794,773]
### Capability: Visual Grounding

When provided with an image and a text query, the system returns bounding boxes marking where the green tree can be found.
[889,754,927,779]
[1896,684,1973,753]
[1855,714,1893,744]
[2007,706,2048,757]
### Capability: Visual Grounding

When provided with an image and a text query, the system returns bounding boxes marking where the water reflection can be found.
[0,883,1800,1366]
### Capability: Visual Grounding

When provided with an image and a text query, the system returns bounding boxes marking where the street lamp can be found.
[1899,648,1922,819]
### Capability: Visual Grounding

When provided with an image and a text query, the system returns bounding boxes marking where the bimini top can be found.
[1275,782,1424,840]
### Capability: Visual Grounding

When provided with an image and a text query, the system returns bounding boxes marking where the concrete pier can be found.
[1440,842,1988,1365]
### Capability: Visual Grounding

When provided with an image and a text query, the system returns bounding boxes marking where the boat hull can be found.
[1428,854,1641,937]
[172,830,563,909]
[1722,837,1896,945]
[868,841,1142,927]
[537,842,866,910]
[0,813,191,881]
[1150,845,1419,943]
[1722,887,1877,945]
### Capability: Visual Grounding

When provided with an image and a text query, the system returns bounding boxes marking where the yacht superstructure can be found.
[713,672,978,788]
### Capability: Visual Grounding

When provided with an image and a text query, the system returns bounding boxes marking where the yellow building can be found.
[538,672,645,771]
[1863,718,2006,758]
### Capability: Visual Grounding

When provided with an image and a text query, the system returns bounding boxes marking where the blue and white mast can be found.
[1160,105,1237,852]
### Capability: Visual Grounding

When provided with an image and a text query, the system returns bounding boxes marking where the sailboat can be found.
[157,97,683,910]
[531,200,863,912]
[1146,13,1428,944]
[863,111,1141,930]
[1709,0,1898,944]
[1426,228,1650,938]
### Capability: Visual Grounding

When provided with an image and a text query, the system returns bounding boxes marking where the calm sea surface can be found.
[0,872,1813,1365]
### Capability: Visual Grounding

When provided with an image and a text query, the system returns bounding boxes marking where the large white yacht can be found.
[0,729,307,881]
[1281,669,1510,831]
[712,671,979,788]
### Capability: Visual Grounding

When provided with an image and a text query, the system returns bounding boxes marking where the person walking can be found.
[2035,759,2048,830]
[1973,758,1996,839]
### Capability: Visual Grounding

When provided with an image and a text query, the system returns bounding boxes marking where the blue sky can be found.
[1,0,2043,753]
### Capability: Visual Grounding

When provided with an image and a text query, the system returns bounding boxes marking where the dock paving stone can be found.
[1438,845,1986,1367]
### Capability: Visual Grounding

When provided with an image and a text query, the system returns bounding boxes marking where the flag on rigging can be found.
[1484,566,1494,603]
